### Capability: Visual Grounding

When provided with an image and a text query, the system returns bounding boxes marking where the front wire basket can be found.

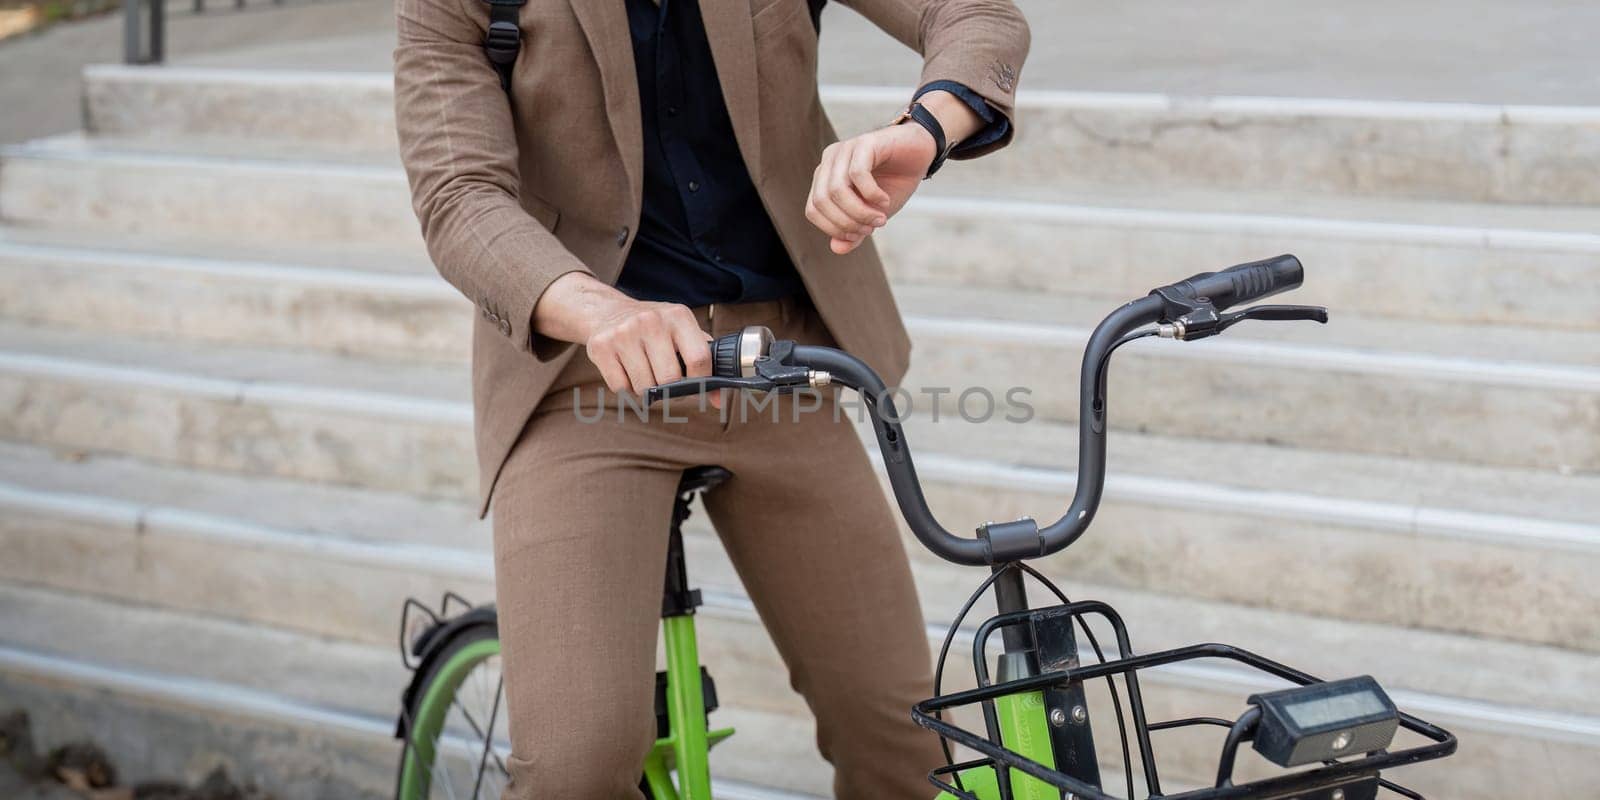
[916,575,1456,800]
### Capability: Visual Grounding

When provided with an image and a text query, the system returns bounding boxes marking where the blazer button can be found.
[617,226,630,248]
[498,318,513,337]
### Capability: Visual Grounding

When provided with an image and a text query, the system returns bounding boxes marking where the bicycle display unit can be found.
[393,255,1457,800]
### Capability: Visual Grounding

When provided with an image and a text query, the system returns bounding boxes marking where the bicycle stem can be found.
[791,293,1167,566]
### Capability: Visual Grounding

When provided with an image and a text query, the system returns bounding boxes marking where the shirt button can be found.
[616,226,629,248]
[687,180,700,193]
[667,106,679,117]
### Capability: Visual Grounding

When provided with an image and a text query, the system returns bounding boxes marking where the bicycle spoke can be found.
[450,695,512,778]
[432,740,460,800]
[470,676,506,800]
[448,668,511,780]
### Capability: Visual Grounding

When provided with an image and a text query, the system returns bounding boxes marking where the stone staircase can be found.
[0,60,1597,798]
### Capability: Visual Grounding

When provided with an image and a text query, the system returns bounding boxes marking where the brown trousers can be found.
[491,297,943,798]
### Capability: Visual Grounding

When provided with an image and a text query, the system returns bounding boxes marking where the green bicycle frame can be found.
[937,570,1070,800]
[936,689,1060,800]
[643,613,735,800]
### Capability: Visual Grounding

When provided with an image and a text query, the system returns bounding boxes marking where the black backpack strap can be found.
[807,0,826,32]
[483,0,525,93]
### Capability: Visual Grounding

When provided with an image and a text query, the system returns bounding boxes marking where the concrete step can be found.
[82,64,400,164]
[79,64,1600,205]
[0,322,476,497]
[0,584,1162,798]
[2,426,1597,690]
[3,484,1597,799]
[899,285,1600,472]
[0,231,470,363]
[883,189,1600,333]
[0,134,424,249]
[0,608,817,798]
[6,138,1600,333]
[1,235,1595,468]
[0,324,1596,645]
[0,645,402,800]
[0,230,466,362]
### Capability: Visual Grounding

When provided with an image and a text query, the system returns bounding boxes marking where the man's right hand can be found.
[533,272,713,397]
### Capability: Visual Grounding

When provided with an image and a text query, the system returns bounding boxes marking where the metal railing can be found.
[123,0,289,64]
[122,0,163,62]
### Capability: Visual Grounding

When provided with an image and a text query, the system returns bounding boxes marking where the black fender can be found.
[394,605,499,739]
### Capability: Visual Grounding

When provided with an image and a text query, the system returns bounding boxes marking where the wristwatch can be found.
[890,102,954,179]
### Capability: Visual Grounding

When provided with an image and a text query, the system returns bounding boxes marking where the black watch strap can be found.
[893,102,954,179]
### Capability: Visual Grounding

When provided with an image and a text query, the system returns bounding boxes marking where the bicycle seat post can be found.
[662,493,702,617]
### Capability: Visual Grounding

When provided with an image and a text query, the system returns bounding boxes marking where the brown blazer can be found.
[393,0,1030,514]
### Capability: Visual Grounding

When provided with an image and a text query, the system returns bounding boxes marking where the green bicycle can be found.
[394,255,1457,800]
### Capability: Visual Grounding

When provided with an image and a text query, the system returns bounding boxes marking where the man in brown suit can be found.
[394,0,1028,795]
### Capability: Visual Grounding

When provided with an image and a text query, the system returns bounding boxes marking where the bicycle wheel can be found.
[396,622,510,800]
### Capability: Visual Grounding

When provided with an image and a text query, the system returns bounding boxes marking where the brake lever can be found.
[1218,303,1329,333]
[644,349,830,406]
[644,376,774,406]
[1225,304,1329,325]
[1161,303,1328,340]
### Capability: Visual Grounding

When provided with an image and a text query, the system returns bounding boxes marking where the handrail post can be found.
[152,0,164,63]
[122,0,164,64]
[122,0,139,63]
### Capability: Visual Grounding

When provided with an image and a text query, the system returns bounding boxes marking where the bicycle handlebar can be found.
[1159,253,1304,312]
[650,254,1322,566]
[789,295,1167,565]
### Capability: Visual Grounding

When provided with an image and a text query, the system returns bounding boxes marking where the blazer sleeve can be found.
[393,0,592,357]
[835,0,1030,159]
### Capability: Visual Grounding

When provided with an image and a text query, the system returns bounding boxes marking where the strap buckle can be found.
[484,20,520,66]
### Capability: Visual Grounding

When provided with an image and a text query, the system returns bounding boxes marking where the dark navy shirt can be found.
[618,0,1006,307]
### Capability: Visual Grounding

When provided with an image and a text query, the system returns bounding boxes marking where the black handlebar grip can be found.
[1163,254,1304,312]
[675,333,744,379]
[710,332,741,378]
